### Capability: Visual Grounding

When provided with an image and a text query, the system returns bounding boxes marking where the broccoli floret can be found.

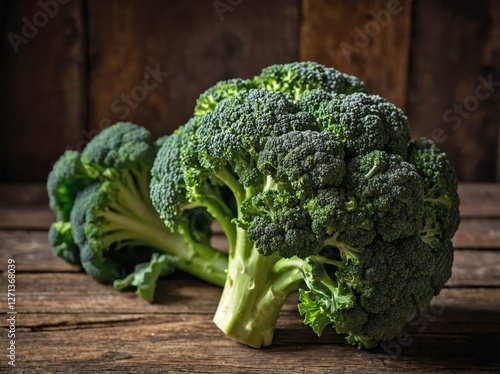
[408,137,460,246]
[47,150,95,265]
[255,61,366,100]
[258,130,346,197]
[303,92,411,158]
[47,150,94,221]
[301,237,435,349]
[194,78,257,117]
[196,89,318,188]
[80,121,157,176]
[407,138,460,293]
[150,61,460,349]
[48,122,228,302]
[342,150,425,242]
[150,118,238,251]
[48,221,81,266]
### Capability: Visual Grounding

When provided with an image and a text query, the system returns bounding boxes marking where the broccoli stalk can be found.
[72,170,227,290]
[213,227,305,347]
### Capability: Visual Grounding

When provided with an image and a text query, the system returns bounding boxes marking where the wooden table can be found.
[1,183,499,373]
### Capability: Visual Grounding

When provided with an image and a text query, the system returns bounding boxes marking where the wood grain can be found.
[0,248,497,316]
[0,185,55,229]
[0,0,85,182]
[0,183,499,371]
[453,219,500,248]
[85,0,300,139]
[300,0,412,110]
[447,249,500,286]
[3,289,499,372]
[458,183,500,217]
[408,0,500,182]
[0,231,74,272]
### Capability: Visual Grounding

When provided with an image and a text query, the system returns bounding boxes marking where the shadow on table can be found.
[271,305,500,369]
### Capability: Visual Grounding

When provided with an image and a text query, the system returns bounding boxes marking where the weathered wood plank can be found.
[458,183,500,217]
[0,228,498,280]
[408,0,500,182]
[0,184,55,229]
[447,249,500,287]
[0,0,86,182]
[8,288,499,334]
[85,0,299,139]
[2,247,498,316]
[0,206,50,230]
[4,272,222,314]
[2,288,499,372]
[453,219,500,248]
[300,0,412,110]
[0,231,75,272]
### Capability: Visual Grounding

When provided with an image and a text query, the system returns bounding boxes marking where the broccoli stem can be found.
[215,168,246,206]
[424,195,452,207]
[213,226,304,348]
[102,176,228,287]
[324,233,363,261]
[202,197,237,251]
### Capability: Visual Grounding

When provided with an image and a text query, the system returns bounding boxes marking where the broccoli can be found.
[193,61,366,119]
[194,78,257,118]
[407,137,460,291]
[254,61,366,99]
[47,150,94,265]
[151,61,459,348]
[47,122,227,302]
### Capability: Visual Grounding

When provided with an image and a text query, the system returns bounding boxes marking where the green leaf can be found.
[298,259,356,336]
[113,253,177,302]
[298,288,332,336]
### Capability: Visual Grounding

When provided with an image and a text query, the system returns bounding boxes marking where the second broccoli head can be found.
[150,61,460,348]
[47,122,227,302]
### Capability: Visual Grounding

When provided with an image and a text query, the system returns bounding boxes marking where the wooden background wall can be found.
[0,0,499,183]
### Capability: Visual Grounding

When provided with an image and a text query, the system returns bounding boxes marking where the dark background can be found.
[0,0,499,183]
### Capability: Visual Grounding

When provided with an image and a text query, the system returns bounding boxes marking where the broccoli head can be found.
[150,61,460,349]
[149,61,459,348]
[48,122,227,302]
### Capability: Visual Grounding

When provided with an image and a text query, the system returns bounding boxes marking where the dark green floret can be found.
[407,138,460,292]
[307,92,411,158]
[47,150,93,221]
